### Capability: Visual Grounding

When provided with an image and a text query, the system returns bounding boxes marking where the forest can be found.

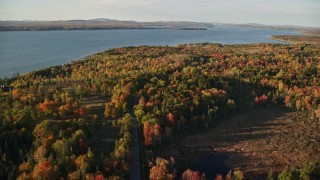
[0,42,320,179]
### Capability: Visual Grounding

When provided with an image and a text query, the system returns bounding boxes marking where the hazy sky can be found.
[0,0,319,27]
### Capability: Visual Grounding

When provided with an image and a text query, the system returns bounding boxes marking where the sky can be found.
[0,0,319,27]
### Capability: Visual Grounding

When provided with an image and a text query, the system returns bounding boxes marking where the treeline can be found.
[148,158,320,180]
[1,43,319,179]
[271,35,320,44]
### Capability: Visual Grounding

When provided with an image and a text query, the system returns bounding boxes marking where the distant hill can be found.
[0,19,213,31]
[2,19,319,34]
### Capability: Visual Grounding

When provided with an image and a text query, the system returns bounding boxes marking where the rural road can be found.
[131,118,141,180]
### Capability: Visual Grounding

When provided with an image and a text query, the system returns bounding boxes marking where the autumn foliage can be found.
[1,43,320,179]
[40,98,56,114]
[149,157,175,180]
[144,121,153,146]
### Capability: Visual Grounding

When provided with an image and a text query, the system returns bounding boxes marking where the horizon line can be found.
[1,18,320,29]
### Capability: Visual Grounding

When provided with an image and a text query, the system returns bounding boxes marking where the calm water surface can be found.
[0,27,298,77]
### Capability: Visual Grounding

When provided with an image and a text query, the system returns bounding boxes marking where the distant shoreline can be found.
[0,27,208,32]
[0,19,212,31]
[0,26,301,78]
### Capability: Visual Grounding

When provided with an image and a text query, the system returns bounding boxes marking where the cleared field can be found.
[82,95,121,156]
[161,108,320,177]
[88,124,120,157]
[81,95,111,119]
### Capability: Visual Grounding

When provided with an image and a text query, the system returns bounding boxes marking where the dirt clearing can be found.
[162,108,320,177]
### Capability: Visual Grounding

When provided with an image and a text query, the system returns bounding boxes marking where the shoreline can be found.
[0,42,283,79]
[0,27,209,32]
[270,34,320,44]
[0,40,310,79]
[0,29,310,79]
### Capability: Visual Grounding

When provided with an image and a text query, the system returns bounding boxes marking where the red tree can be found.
[33,161,56,179]
[166,113,175,124]
[95,174,105,180]
[181,169,201,180]
[40,98,56,114]
[143,121,153,146]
